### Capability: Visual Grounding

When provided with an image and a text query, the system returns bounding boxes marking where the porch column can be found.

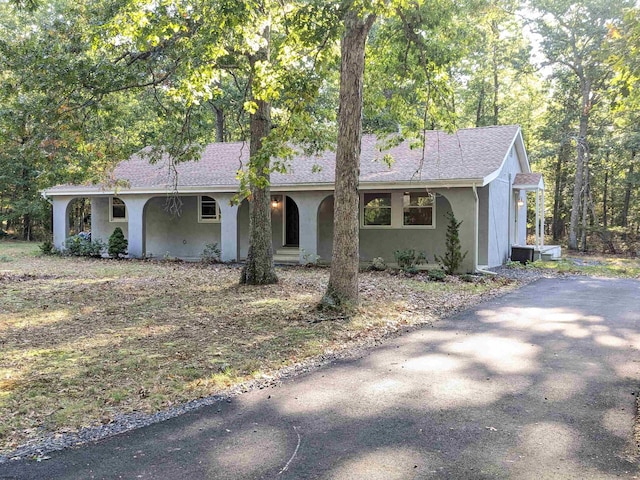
[118,195,152,258]
[438,188,477,273]
[216,194,239,262]
[51,196,74,251]
[540,189,545,247]
[535,189,540,248]
[287,192,329,264]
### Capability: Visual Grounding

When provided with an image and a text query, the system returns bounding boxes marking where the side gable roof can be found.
[45,125,527,196]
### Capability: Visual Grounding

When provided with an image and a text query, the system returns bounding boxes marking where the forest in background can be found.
[1,0,639,255]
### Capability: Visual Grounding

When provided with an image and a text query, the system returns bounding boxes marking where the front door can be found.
[285,196,299,246]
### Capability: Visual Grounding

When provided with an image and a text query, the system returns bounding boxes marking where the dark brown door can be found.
[285,196,299,246]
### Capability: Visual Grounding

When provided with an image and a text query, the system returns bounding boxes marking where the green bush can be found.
[201,243,221,264]
[435,212,468,275]
[64,235,105,257]
[369,257,387,271]
[394,249,427,273]
[39,239,55,255]
[460,273,480,283]
[428,269,446,281]
[108,227,128,258]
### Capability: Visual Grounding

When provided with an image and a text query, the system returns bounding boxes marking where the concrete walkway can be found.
[3,277,640,479]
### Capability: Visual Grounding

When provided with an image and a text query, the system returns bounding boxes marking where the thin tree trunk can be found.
[552,143,568,241]
[568,82,590,250]
[475,84,485,128]
[21,166,32,241]
[580,159,589,251]
[621,151,634,229]
[491,21,499,126]
[322,9,376,309]
[214,105,224,143]
[603,168,608,230]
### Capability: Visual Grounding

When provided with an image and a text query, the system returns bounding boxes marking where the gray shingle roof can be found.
[513,173,543,188]
[46,125,522,194]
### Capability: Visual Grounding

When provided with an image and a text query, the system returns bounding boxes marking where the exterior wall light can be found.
[271,197,279,209]
[517,198,524,208]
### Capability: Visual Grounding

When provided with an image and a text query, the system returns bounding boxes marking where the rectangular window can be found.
[363,193,392,226]
[198,195,220,222]
[110,197,127,222]
[403,192,434,227]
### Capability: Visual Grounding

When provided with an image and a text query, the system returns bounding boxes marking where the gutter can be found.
[472,183,497,276]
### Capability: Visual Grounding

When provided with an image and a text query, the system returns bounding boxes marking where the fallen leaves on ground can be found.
[0,242,519,455]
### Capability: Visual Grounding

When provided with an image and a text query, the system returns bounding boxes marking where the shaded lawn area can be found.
[515,254,640,278]
[0,241,517,455]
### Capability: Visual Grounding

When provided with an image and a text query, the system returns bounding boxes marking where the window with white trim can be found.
[198,195,220,222]
[403,192,434,227]
[110,197,127,222]
[362,192,392,226]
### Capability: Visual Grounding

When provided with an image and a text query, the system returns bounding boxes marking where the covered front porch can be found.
[511,173,561,262]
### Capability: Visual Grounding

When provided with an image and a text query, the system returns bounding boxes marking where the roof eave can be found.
[42,178,489,197]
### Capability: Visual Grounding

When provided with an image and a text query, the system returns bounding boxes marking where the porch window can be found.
[198,195,220,222]
[403,192,434,227]
[362,193,392,226]
[109,197,127,222]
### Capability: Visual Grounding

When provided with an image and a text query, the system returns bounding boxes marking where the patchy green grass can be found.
[512,254,640,279]
[0,240,518,454]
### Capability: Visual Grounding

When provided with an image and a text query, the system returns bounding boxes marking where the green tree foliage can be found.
[108,227,128,258]
[436,211,467,274]
[528,0,633,250]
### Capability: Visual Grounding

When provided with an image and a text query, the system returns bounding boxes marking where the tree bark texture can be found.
[240,98,277,285]
[568,82,590,250]
[621,152,634,229]
[552,142,569,241]
[491,21,499,126]
[603,168,608,230]
[323,10,375,309]
[214,105,224,143]
[580,159,590,251]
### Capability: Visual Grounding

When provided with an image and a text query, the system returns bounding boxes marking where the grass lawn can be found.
[512,254,640,278]
[0,241,519,455]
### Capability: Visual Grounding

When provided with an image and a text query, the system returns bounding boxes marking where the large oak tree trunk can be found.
[568,83,590,250]
[240,98,277,285]
[322,10,375,309]
[240,24,277,286]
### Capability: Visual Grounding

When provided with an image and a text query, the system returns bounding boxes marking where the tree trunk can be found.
[214,105,224,143]
[568,82,590,250]
[603,168,608,230]
[475,84,485,128]
[491,21,499,126]
[322,9,376,309]
[240,25,277,286]
[621,151,634,229]
[580,159,589,251]
[240,98,277,285]
[552,142,568,241]
[21,166,32,241]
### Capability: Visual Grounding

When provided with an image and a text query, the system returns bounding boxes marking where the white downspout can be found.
[473,184,497,276]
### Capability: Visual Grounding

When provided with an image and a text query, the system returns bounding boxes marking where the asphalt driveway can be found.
[2,277,639,479]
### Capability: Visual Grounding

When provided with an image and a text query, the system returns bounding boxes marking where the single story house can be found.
[44,125,556,272]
